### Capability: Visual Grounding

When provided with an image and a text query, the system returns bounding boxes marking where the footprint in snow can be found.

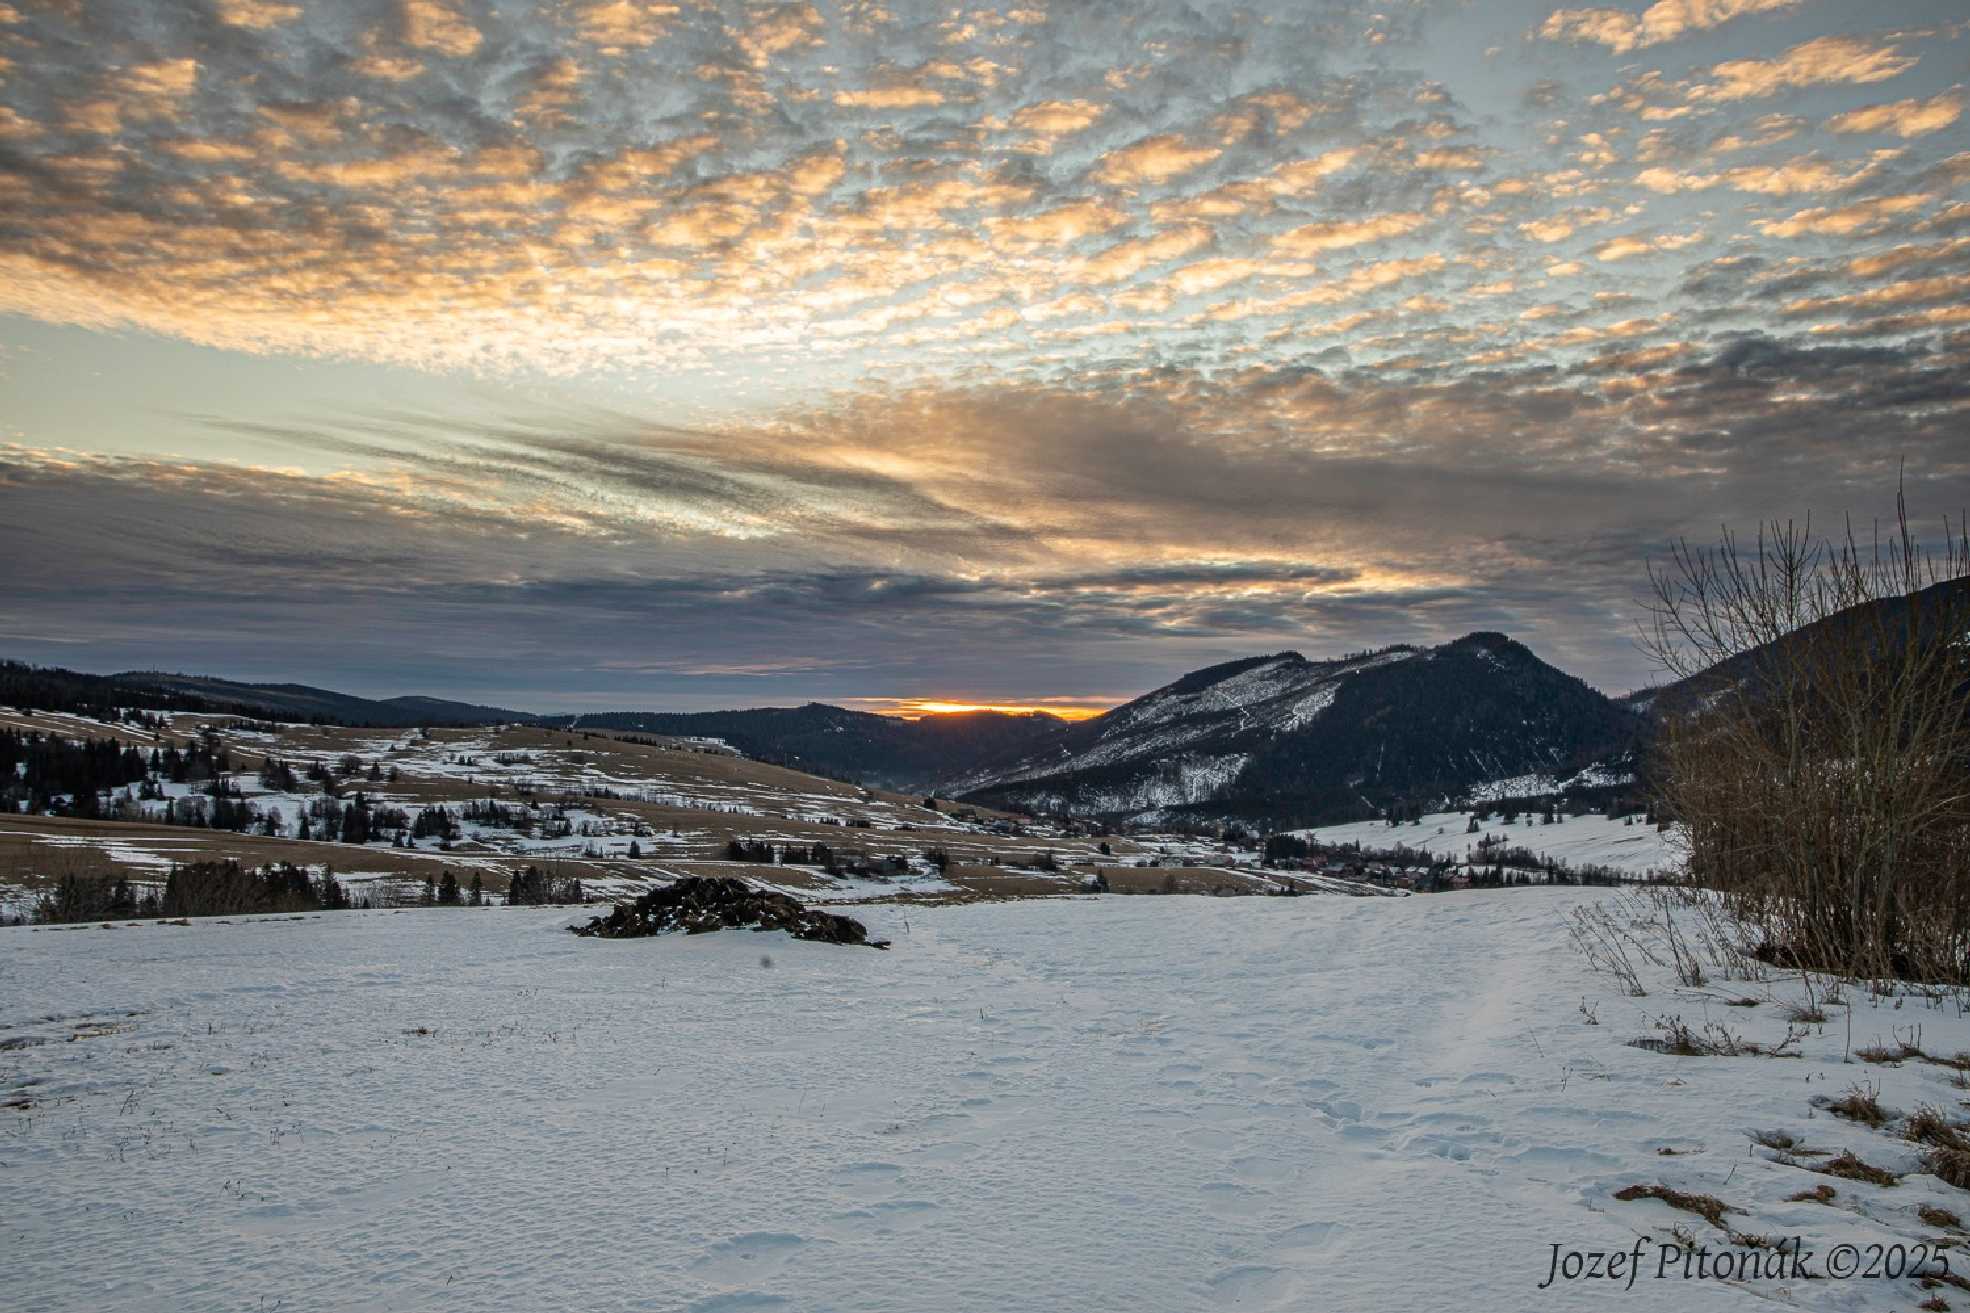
[686,1294,789,1313]
[688,1232,807,1284]
[1205,1265,1303,1307]
[1198,1182,1269,1218]
[829,1161,902,1192]
[1272,1220,1351,1258]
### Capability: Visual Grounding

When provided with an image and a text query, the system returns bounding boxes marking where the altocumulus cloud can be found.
[0,0,1967,705]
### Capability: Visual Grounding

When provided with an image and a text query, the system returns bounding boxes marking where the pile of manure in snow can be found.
[570,876,890,949]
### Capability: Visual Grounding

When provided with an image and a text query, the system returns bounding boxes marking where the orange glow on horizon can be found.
[854,698,1112,721]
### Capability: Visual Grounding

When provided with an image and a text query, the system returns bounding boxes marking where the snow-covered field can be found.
[8,892,1970,1311]
[1300,809,1682,878]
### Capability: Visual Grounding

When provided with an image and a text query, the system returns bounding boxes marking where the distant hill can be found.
[953,633,1642,827]
[1620,576,1970,716]
[0,660,533,727]
[564,704,1066,791]
[122,674,535,727]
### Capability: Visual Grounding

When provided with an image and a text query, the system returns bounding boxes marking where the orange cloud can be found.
[1094,134,1221,187]
[402,0,482,56]
[1592,231,1701,261]
[1271,212,1426,256]
[1827,90,1964,139]
[1539,0,1798,54]
[834,85,943,108]
[1692,35,1918,103]
[214,0,301,28]
[1756,193,1932,237]
[986,200,1128,247]
[1010,98,1104,136]
[1076,225,1214,284]
[574,0,680,50]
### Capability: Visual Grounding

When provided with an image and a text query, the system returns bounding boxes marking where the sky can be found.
[0,0,1967,715]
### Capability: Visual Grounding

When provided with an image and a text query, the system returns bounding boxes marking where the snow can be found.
[1007,750,1250,817]
[1297,810,1682,878]
[983,648,1420,798]
[15,891,1970,1310]
[1468,763,1636,802]
[1277,681,1338,730]
[1469,771,1564,801]
[1111,655,1306,732]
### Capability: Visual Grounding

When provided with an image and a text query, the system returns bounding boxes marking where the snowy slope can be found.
[959,634,1641,825]
[1298,809,1682,877]
[12,892,1969,1311]
[967,649,1414,791]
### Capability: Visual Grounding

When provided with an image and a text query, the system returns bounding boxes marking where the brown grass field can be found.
[0,712,1192,905]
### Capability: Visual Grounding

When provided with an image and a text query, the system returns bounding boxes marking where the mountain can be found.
[1620,576,1970,716]
[0,660,534,727]
[954,633,1642,827]
[563,704,1066,792]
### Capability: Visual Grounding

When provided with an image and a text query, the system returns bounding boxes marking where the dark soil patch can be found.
[572,877,890,948]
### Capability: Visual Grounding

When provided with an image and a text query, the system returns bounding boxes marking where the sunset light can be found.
[871,699,1113,721]
[6,3,1970,1310]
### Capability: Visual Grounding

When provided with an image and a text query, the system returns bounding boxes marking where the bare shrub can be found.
[1628,1013,1804,1058]
[1642,493,1970,984]
[1567,901,1647,996]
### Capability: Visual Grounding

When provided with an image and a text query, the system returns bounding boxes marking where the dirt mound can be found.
[570,876,890,948]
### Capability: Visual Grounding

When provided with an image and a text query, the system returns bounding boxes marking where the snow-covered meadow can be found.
[1300,809,1682,879]
[11,891,1970,1311]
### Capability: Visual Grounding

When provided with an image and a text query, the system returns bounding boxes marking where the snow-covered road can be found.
[4,892,1956,1311]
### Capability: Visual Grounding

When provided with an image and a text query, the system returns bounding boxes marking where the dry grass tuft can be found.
[1906,1107,1970,1149]
[1902,1106,1970,1190]
[1612,1183,1737,1228]
[1824,1084,1891,1126]
[1856,1042,1912,1065]
[1928,1147,1970,1191]
[1786,1183,1836,1204]
[1920,1204,1963,1228]
[1817,1150,1901,1188]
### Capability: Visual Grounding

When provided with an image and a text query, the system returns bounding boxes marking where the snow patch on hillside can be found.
[1468,763,1635,802]
[1005,752,1249,815]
